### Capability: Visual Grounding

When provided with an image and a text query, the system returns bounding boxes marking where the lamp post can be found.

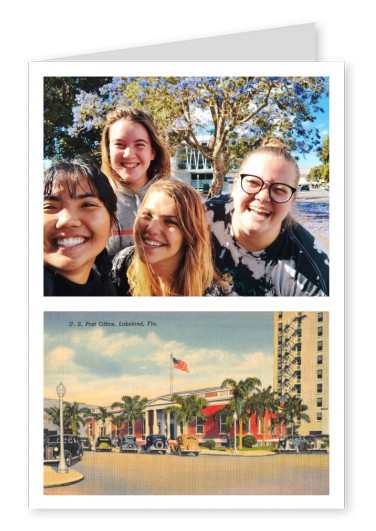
[233,412,237,454]
[56,382,68,474]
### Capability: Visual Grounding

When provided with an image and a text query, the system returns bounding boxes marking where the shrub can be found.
[242,435,257,448]
[202,439,216,450]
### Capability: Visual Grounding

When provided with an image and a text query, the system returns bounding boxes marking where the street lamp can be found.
[233,412,237,454]
[56,381,68,474]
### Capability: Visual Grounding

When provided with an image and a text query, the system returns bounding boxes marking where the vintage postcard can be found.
[28,61,344,508]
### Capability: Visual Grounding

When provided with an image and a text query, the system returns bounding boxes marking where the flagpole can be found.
[170,354,173,396]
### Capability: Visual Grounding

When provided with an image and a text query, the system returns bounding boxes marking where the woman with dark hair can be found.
[101,106,171,257]
[43,158,119,296]
[206,137,329,296]
[111,180,225,296]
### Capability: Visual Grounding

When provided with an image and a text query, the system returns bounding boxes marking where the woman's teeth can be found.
[56,237,86,247]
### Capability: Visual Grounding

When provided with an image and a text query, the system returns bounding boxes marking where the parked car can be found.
[141,434,168,454]
[95,436,112,452]
[170,435,200,456]
[120,436,139,453]
[277,435,309,453]
[44,434,83,466]
[79,437,92,451]
[300,184,309,191]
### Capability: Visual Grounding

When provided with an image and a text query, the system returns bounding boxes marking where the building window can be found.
[317,384,323,393]
[318,326,323,337]
[278,348,282,358]
[142,419,146,437]
[317,397,323,407]
[128,423,133,435]
[295,384,301,394]
[219,415,227,434]
[278,375,282,384]
[278,312,283,319]
[278,323,282,332]
[317,370,323,379]
[318,312,323,322]
[296,371,301,381]
[278,336,282,345]
[296,357,301,366]
[317,412,322,421]
[196,417,204,435]
[278,361,282,370]
[89,423,93,437]
[317,355,323,365]
[318,341,323,352]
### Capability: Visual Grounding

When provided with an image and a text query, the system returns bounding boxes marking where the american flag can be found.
[172,356,189,373]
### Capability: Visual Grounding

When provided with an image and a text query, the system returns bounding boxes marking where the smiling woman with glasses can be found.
[206,137,329,296]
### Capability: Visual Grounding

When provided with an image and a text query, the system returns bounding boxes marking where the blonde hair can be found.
[127,180,220,296]
[238,136,301,189]
[100,107,171,191]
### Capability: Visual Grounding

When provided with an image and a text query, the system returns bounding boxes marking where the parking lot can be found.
[44,450,329,496]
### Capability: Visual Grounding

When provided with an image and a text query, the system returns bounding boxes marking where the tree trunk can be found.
[207,152,229,198]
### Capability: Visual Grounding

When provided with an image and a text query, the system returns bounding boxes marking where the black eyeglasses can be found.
[240,174,296,203]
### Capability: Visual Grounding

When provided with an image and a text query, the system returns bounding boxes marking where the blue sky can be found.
[44,312,274,406]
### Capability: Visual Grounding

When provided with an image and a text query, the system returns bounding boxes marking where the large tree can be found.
[164,394,208,435]
[92,406,112,436]
[218,377,261,448]
[111,395,148,435]
[63,402,92,435]
[247,386,279,444]
[58,75,328,196]
[307,135,329,183]
[274,395,310,435]
[44,76,112,161]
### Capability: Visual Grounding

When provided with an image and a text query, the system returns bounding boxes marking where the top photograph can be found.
[43,75,329,297]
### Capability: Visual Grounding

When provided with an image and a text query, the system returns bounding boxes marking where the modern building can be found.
[273,311,329,436]
[171,136,235,194]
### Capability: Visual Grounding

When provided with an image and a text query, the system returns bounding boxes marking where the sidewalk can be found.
[44,465,84,488]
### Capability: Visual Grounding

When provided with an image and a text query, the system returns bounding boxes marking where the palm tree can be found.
[279,395,310,435]
[44,405,62,431]
[219,377,261,449]
[164,394,208,435]
[247,386,279,444]
[93,406,112,436]
[64,402,92,434]
[111,395,148,435]
[110,413,125,442]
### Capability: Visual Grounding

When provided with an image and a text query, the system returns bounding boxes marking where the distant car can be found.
[95,436,112,452]
[44,434,83,466]
[141,434,168,454]
[170,435,200,456]
[120,436,139,453]
[79,437,92,451]
[300,184,309,191]
[277,435,309,454]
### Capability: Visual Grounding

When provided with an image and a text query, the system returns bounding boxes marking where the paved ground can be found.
[44,451,329,495]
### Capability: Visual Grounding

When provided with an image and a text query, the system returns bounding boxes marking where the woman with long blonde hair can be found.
[111,180,224,296]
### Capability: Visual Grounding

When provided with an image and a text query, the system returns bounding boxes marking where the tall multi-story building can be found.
[273,312,329,436]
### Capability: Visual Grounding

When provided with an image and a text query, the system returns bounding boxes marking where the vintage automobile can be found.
[141,434,168,454]
[120,436,139,453]
[170,435,200,456]
[79,437,92,451]
[44,434,83,467]
[277,435,310,454]
[95,436,112,452]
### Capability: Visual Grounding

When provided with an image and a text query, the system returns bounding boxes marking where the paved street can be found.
[293,190,329,250]
[44,451,329,496]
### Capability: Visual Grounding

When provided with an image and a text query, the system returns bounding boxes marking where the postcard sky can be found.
[44,312,274,407]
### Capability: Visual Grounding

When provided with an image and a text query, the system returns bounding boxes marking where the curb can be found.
[44,465,84,488]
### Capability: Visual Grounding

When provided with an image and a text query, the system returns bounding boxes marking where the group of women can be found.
[43,107,329,297]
